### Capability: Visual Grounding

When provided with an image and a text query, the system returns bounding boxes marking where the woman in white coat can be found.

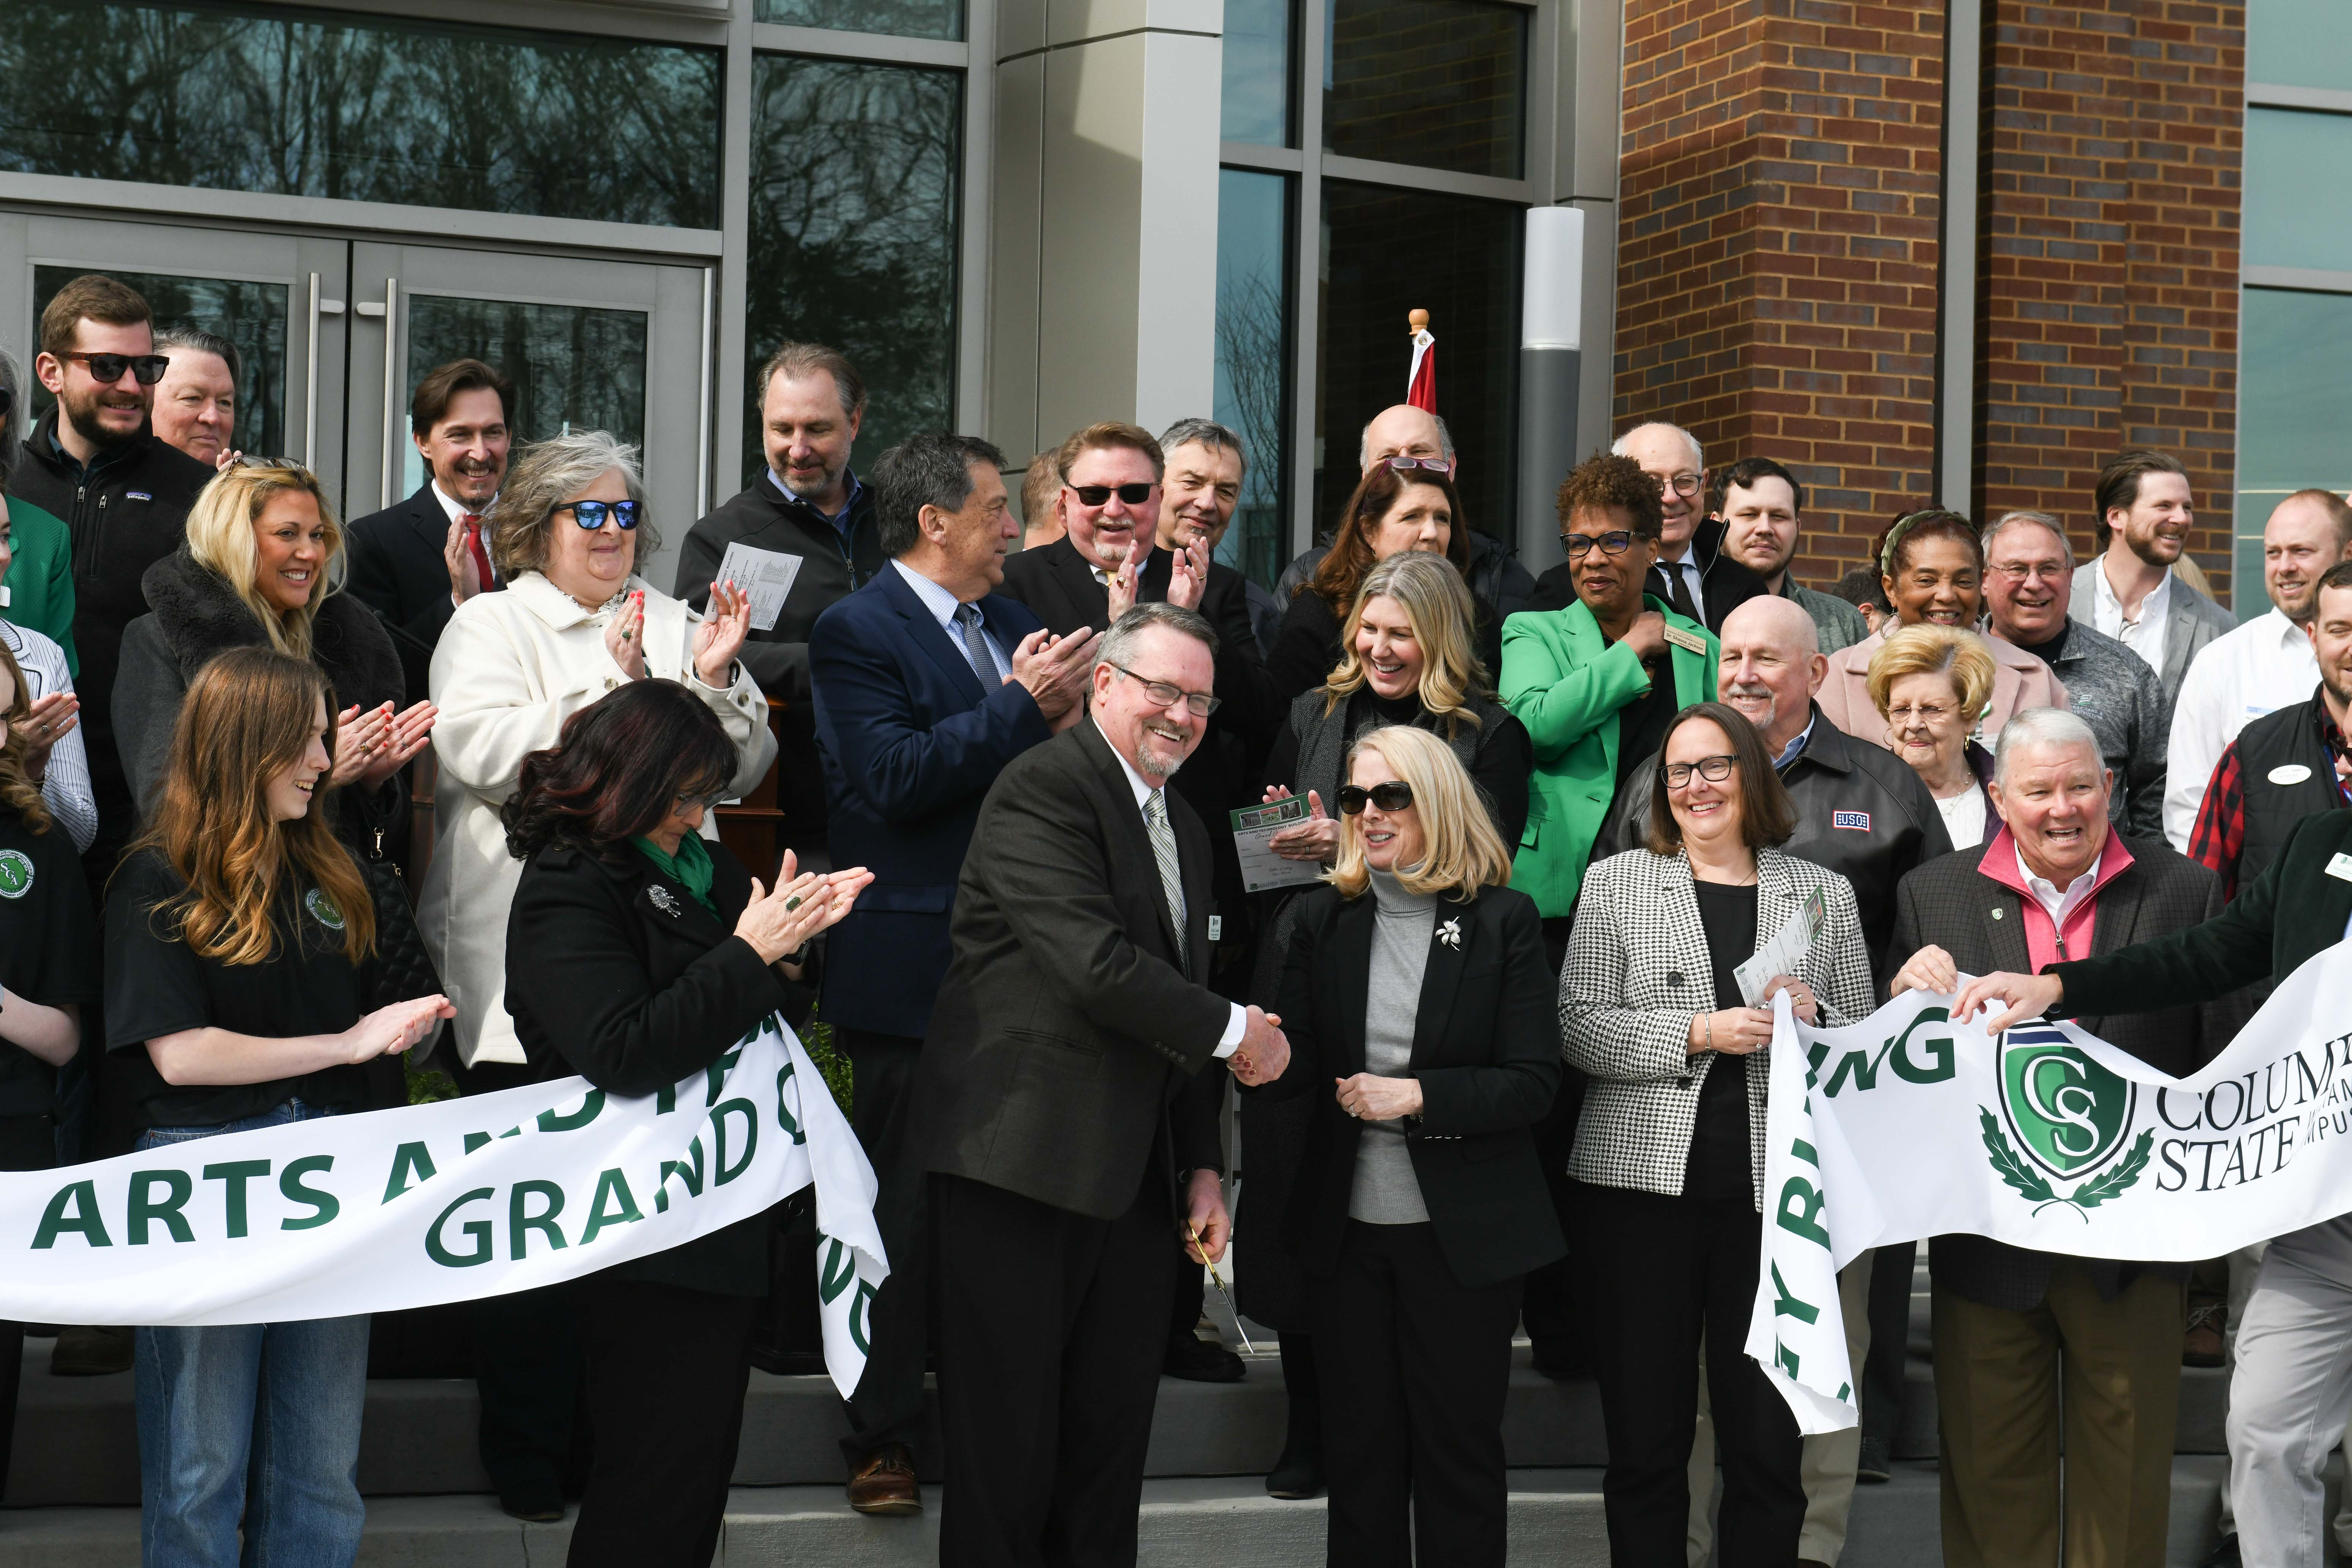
[420,429,773,1081]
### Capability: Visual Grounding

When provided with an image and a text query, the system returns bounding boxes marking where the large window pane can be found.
[1315,183,1521,548]
[756,0,963,42]
[2236,288,2352,617]
[746,56,961,489]
[398,297,648,499]
[1215,171,1294,589]
[1223,0,1295,146]
[30,267,287,463]
[0,2,721,228]
[2249,0,2352,92]
[1325,0,1527,178]
[2245,109,2352,272]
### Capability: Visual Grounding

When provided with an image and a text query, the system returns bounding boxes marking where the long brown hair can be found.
[0,639,51,834]
[1306,463,1472,614]
[125,647,375,965]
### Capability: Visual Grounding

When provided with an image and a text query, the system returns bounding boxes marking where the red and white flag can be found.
[1405,324,1437,412]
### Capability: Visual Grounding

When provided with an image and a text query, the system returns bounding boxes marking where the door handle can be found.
[304,272,321,471]
[376,278,399,510]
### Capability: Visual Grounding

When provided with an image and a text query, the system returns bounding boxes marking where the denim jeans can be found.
[133,1100,370,1568]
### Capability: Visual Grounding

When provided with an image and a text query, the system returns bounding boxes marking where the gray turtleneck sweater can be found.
[1351,868,1437,1223]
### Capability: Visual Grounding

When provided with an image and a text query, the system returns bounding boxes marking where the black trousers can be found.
[1861,1238,1918,1453]
[1579,1179,1804,1567]
[0,1113,52,1502]
[839,1028,928,1465]
[1310,1221,1520,1567]
[1523,915,1585,1351]
[932,1171,1176,1568]
[568,1276,759,1568]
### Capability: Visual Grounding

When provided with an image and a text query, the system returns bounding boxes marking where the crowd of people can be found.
[0,266,2344,1568]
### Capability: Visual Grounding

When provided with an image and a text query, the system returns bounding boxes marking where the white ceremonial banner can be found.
[1748,941,2352,1435]
[0,1011,887,1397]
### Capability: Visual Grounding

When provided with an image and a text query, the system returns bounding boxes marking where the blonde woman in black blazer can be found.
[1266,723,1563,1567]
[1560,701,1875,1568]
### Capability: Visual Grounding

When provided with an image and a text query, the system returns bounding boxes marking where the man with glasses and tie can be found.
[909,599,1290,1567]
[808,432,1096,1516]
[1529,420,1767,634]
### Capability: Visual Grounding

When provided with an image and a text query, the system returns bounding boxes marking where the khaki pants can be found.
[1932,1265,2183,1568]
[1687,1255,1872,1564]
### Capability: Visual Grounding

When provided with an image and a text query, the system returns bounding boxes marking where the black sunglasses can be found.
[1337,781,1414,815]
[555,499,640,531]
[1562,529,1636,558]
[1066,482,1154,507]
[60,350,169,386]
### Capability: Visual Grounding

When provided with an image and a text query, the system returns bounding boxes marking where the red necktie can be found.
[461,513,498,593]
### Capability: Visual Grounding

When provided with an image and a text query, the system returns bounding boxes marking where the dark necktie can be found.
[1661,560,1699,625]
[953,602,1002,684]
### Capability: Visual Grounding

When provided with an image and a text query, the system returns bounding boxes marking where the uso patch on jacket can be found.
[1832,810,1871,831]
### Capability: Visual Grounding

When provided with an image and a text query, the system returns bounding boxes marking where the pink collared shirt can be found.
[1975,825,2135,971]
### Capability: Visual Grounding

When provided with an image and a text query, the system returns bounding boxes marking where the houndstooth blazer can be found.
[1559,845,1876,1208]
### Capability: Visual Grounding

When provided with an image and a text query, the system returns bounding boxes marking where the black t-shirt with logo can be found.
[0,805,100,1117]
[104,848,368,1130]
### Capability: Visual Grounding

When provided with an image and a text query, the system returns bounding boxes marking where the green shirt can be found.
[2,496,76,674]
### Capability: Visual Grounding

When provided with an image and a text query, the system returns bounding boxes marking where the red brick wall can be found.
[1615,0,1946,588]
[1973,0,2245,596]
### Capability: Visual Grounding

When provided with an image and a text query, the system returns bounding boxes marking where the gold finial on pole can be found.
[1408,308,1429,335]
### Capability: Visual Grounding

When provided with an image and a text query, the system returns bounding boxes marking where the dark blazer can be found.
[345,481,468,703]
[1890,835,2234,1311]
[808,563,1053,1039]
[1264,883,1565,1290]
[505,839,811,1296]
[909,720,1231,1220]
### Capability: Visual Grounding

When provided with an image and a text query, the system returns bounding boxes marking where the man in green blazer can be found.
[1956,808,2350,1567]
[1502,452,1718,930]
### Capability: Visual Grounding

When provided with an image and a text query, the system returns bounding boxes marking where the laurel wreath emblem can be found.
[1977,1107,2154,1220]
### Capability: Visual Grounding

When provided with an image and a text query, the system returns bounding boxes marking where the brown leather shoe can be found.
[847,1445,922,1515]
[2184,1302,2226,1368]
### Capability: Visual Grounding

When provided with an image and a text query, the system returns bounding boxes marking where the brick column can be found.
[1972,0,2244,593]
[1615,0,1946,583]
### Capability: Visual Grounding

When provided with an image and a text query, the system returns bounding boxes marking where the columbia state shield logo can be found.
[0,849,30,899]
[1979,1023,2153,1216]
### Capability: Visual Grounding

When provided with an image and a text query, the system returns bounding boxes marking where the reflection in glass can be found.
[756,0,963,41]
[1325,0,1527,178]
[30,266,288,463]
[398,296,648,498]
[0,2,721,228]
[1215,171,1293,589]
[1315,182,1521,547]
[745,56,961,489]
[1222,0,1294,146]
[2235,288,2352,619]
[2245,109,2352,274]
[2249,0,2352,94]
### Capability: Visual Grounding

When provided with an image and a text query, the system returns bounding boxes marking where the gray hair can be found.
[0,349,21,486]
[873,432,1009,558]
[1097,601,1219,674]
[155,325,243,386]
[1993,707,2103,784]
[484,429,654,579]
[1356,410,1455,470]
[1982,509,2074,570]
[1159,417,1249,481]
[1613,420,1704,471]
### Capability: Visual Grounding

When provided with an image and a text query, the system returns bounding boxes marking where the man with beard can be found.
[2164,489,2352,849]
[2071,450,2233,704]
[8,274,212,880]
[346,358,514,704]
[1712,456,1868,653]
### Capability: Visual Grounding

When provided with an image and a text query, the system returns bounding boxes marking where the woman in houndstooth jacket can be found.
[1560,701,1875,1568]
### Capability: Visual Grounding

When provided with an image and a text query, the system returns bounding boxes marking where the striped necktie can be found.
[1143,789,1188,969]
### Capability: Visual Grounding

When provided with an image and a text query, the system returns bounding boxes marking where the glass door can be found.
[346,243,711,594]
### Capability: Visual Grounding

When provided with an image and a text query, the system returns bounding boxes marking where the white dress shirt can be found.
[2017,841,2099,930]
[1092,717,1244,1056]
[1936,789,1988,850]
[2162,606,2318,850]
[890,560,1008,682]
[2091,556,2171,680]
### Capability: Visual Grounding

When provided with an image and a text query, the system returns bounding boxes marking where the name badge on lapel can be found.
[1661,624,1708,655]
[2328,852,2352,885]
[648,885,682,917]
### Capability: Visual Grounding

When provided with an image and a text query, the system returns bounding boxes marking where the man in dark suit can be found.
[345,358,513,704]
[1889,709,2231,1568]
[806,432,1097,1513]
[911,602,1290,1566]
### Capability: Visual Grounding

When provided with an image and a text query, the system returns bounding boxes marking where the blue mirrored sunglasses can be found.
[557,499,640,531]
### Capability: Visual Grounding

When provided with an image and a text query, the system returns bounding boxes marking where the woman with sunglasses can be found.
[1266,460,1497,703]
[1560,701,1873,1568]
[1257,724,1561,1566]
[1815,508,2068,747]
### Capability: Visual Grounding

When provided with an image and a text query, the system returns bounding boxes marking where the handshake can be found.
[1226,1005,1290,1087]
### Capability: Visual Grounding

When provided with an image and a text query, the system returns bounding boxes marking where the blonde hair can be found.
[183,460,343,661]
[1323,551,1491,729]
[1867,622,1996,722]
[1328,725,1513,901]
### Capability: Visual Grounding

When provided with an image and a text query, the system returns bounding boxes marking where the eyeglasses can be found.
[1337,781,1414,814]
[674,789,727,813]
[1987,562,2067,583]
[1654,472,1702,499]
[555,499,640,531]
[1663,754,1736,789]
[59,351,169,386]
[1108,663,1220,716]
[1065,482,1155,507]
[1379,456,1454,477]
[1886,702,1954,727]
[1562,529,1636,558]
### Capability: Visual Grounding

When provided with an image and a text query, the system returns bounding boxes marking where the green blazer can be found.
[2055,808,2352,1016]
[1499,593,1718,918]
